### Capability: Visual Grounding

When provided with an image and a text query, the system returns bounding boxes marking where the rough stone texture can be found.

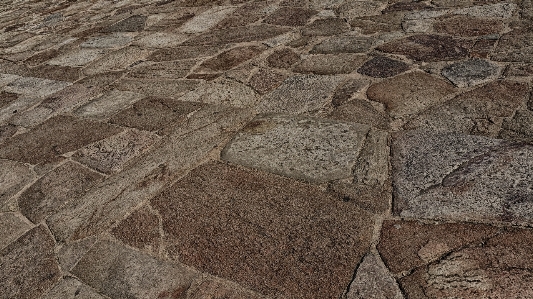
[0,213,31,250]
[492,30,533,63]
[111,205,160,253]
[147,46,220,62]
[434,15,504,36]
[150,161,374,299]
[179,79,260,108]
[198,45,266,72]
[4,76,71,98]
[127,60,197,79]
[377,34,471,62]
[102,15,148,32]
[41,277,108,299]
[353,128,390,186]
[0,116,123,165]
[47,48,107,67]
[392,130,533,224]
[179,6,236,33]
[0,159,34,207]
[222,114,369,183]
[266,48,300,68]
[301,18,350,36]
[504,63,533,76]
[183,25,290,45]
[330,79,369,107]
[187,278,266,299]
[57,236,97,273]
[113,78,199,98]
[18,161,104,224]
[133,32,189,48]
[500,109,533,142]
[293,54,368,75]
[71,239,198,299]
[81,33,135,48]
[441,59,500,87]
[349,12,404,34]
[366,71,455,119]
[248,68,287,95]
[83,47,151,76]
[0,225,61,299]
[256,74,344,114]
[311,36,374,54]
[346,253,403,299]
[357,56,410,78]
[75,90,145,120]
[74,129,160,174]
[263,7,317,26]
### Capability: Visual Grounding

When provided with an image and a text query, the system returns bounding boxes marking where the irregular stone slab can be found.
[47,48,107,67]
[102,15,147,32]
[357,56,409,78]
[28,65,82,83]
[111,205,160,253]
[183,25,289,45]
[330,79,370,107]
[327,180,391,213]
[378,220,499,275]
[178,79,259,108]
[293,54,368,75]
[0,213,31,250]
[248,68,287,95]
[454,2,517,18]
[215,0,273,29]
[392,130,533,223]
[150,161,374,299]
[147,45,220,61]
[41,277,107,299]
[0,73,20,88]
[0,159,34,206]
[500,109,533,143]
[81,33,135,48]
[47,105,253,242]
[266,48,300,68]
[0,124,17,144]
[127,60,196,79]
[492,30,533,63]
[434,15,504,37]
[83,47,151,75]
[187,277,266,299]
[222,114,369,182]
[383,1,431,13]
[349,12,404,34]
[377,34,471,62]
[0,115,122,165]
[366,71,455,119]
[470,37,498,59]
[72,239,198,299]
[264,7,317,26]
[311,36,374,54]
[301,17,350,36]
[180,6,236,33]
[198,45,266,72]
[18,161,104,224]
[0,96,42,125]
[328,99,390,129]
[132,32,189,48]
[353,128,389,186]
[74,129,160,174]
[4,76,71,98]
[398,226,533,299]
[338,0,385,19]
[113,78,199,98]
[75,90,144,120]
[256,74,344,114]
[0,225,61,299]
[346,253,403,299]
[441,59,500,87]
[504,63,533,76]
[77,71,124,89]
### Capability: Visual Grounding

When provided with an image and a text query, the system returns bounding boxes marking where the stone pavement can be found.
[0,0,532,298]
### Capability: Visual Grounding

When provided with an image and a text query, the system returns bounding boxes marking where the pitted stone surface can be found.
[222,114,369,183]
[441,59,500,87]
[0,213,32,250]
[293,54,368,75]
[41,277,108,299]
[0,159,34,207]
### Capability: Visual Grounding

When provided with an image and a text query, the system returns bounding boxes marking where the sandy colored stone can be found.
[4,76,71,98]
[353,128,389,186]
[500,109,533,142]
[83,47,151,76]
[127,60,196,79]
[75,90,144,120]
[198,45,265,72]
[492,29,533,63]
[133,32,190,48]
[81,33,135,48]
[150,161,374,299]
[179,6,236,33]
[0,159,34,206]
[293,54,368,75]
[187,278,266,299]
[178,79,259,108]
[47,48,107,67]
[330,79,370,107]
[0,213,31,250]
[147,45,220,62]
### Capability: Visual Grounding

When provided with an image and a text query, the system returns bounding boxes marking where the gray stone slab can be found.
[222,114,370,183]
[441,59,500,87]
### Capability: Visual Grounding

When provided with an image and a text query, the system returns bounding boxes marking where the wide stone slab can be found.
[183,24,289,45]
[392,130,533,224]
[148,161,374,299]
[222,114,370,183]
[3,76,71,98]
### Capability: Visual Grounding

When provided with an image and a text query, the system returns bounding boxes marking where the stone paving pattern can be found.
[0,0,532,298]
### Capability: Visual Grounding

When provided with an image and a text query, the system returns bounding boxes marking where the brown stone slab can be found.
[149,161,374,299]
[183,24,290,45]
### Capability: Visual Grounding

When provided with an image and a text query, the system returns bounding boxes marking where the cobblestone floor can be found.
[1,0,533,298]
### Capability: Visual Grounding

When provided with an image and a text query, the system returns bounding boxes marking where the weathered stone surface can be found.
[216,1,272,29]
[81,33,135,48]
[75,90,144,120]
[434,15,504,36]
[41,277,107,299]
[150,161,374,298]
[57,236,97,273]
[0,124,17,144]
[19,161,104,224]
[0,213,31,250]
[77,71,125,89]
[178,79,259,108]
[83,47,151,75]
[366,71,455,119]
[301,18,350,36]
[353,128,390,186]
[183,25,289,45]
[147,45,220,62]
[127,60,196,79]
[504,63,533,76]
[248,68,287,95]
[327,180,391,213]
[293,54,367,75]
[74,129,160,174]
[72,239,198,299]
[111,205,160,253]
[256,74,344,114]
[180,6,236,33]
[28,64,82,82]
[328,99,389,129]
[187,278,266,299]
[311,36,374,54]
[47,48,107,67]
[0,159,34,206]
[377,34,471,62]
[383,1,431,13]
[0,74,20,88]
[264,7,317,26]
[110,97,204,134]
[392,130,533,223]
[102,15,147,32]
[0,225,61,299]
[346,253,403,299]
[4,76,71,98]
[349,12,404,34]
[266,48,300,68]
[470,37,498,58]
[133,32,189,48]
[492,30,533,63]
[378,220,499,275]
[222,114,369,182]
[337,1,385,19]
[330,79,369,107]
[357,56,409,78]
[454,2,517,18]
[441,59,500,87]
[113,78,199,98]
[0,115,122,165]
[500,109,533,143]
[198,45,266,72]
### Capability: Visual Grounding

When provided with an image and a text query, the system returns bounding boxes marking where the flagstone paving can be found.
[0,0,532,299]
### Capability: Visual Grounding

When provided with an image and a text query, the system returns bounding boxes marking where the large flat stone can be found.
[441,59,500,87]
[183,24,289,45]
[47,48,107,67]
[198,45,266,72]
[132,32,189,48]
[179,6,236,33]
[0,225,61,299]
[310,36,374,54]
[492,30,533,63]
[71,239,198,299]
[392,130,533,224]
[146,45,220,61]
[178,79,259,108]
[263,7,317,26]
[127,60,196,79]
[222,114,369,183]
[149,161,374,298]
[0,159,34,207]
[293,54,368,75]
[110,205,160,254]
[81,33,135,48]
[83,47,151,76]
[74,90,145,120]
[4,76,71,98]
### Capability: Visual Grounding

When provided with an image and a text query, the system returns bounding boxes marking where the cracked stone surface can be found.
[2,0,533,298]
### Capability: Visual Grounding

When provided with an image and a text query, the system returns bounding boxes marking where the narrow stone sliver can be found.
[0,0,532,299]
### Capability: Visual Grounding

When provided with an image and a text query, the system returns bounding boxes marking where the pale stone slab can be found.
[179,6,237,34]
[81,33,136,48]
[3,76,71,98]
[47,48,107,67]
[75,90,144,120]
